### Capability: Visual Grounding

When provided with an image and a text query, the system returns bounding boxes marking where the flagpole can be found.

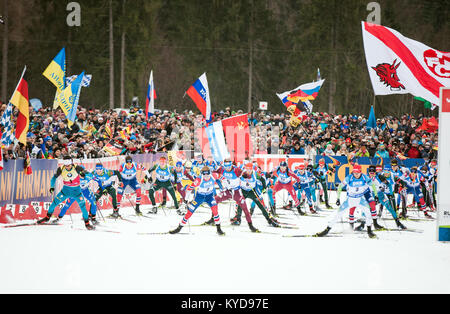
[373,93,376,112]
[8,66,27,204]
[9,66,27,104]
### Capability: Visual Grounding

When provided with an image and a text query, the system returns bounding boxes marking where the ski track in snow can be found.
[1,191,449,294]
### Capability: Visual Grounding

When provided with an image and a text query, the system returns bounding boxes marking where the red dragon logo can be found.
[371,59,405,91]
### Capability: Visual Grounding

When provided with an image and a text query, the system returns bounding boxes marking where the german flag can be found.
[10,67,29,145]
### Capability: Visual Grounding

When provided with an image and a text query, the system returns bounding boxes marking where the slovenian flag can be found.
[204,121,230,163]
[186,73,211,122]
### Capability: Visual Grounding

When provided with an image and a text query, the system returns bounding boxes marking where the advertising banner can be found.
[0,151,193,221]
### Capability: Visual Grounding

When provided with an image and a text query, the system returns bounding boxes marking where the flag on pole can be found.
[42,48,66,109]
[221,114,252,163]
[56,71,85,128]
[105,120,113,138]
[277,79,324,127]
[361,21,450,106]
[186,73,212,122]
[366,105,376,129]
[24,151,32,175]
[0,102,15,147]
[145,70,156,121]
[66,74,92,87]
[10,67,29,145]
[204,121,230,163]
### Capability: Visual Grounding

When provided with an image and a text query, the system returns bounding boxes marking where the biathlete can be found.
[37,156,94,230]
[169,166,225,235]
[144,156,179,214]
[315,164,377,238]
[92,163,122,218]
[271,161,305,216]
[116,155,145,216]
[214,159,259,232]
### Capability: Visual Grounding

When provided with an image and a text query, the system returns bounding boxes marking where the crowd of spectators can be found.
[0,101,439,163]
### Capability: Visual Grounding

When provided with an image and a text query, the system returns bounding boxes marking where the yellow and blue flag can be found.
[57,72,84,128]
[42,47,66,109]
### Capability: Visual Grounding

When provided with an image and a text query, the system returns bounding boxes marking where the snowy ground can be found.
[1,191,449,294]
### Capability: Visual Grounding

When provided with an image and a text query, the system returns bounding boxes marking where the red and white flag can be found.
[362,21,450,106]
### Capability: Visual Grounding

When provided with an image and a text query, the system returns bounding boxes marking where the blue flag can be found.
[366,105,376,129]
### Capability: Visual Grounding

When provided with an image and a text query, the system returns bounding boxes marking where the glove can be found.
[336,199,340,206]
[102,189,108,195]
[49,187,54,194]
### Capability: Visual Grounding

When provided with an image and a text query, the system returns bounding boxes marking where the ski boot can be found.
[231,217,241,226]
[367,226,377,238]
[204,216,215,225]
[109,209,120,219]
[319,195,324,203]
[325,202,332,209]
[283,200,293,210]
[89,214,99,225]
[135,204,143,216]
[216,224,225,236]
[267,217,280,228]
[248,222,260,233]
[309,205,317,214]
[296,205,306,216]
[37,213,51,224]
[424,210,433,219]
[395,218,407,230]
[373,218,384,230]
[349,222,354,230]
[354,222,365,231]
[229,215,240,225]
[315,226,331,237]
[84,219,94,230]
[169,224,183,234]
[147,205,157,214]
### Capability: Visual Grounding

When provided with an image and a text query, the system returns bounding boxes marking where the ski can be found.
[272,219,298,227]
[72,226,121,234]
[283,233,343,238]
[273,224,299,230]
[375,227,424,233]
[1,220,62,228]
[137,231,192,235]
[241,229,279,235]
[303,213,328,218]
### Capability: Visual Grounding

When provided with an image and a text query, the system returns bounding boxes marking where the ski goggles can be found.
[201,170,211,176]
[224,161,232,168]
